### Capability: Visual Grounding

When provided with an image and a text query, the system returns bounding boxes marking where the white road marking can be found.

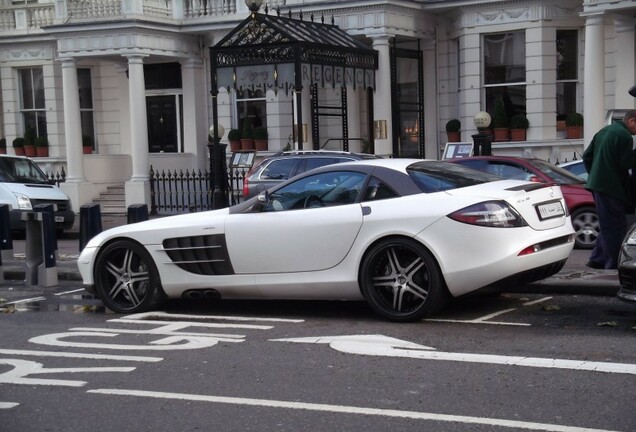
[88,388,619,432]
[123,311,304,323]
[523,297,553,306]
[273,334,636,375]
[29,331,239,351]
[54,289,85,296]
[0,359,134,387]
[2,296,46,306]
[0,402,19,409]
[107,319,271,330]
[0,348,162,362]
[70,327,246,339]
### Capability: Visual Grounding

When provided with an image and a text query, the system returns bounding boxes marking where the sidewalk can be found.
[0,214,621,296]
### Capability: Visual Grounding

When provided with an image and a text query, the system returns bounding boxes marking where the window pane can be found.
[78,69,93,109]
[20,69,33,110]
[557,30,578,80]
[485,85,526,119]
[32,68,44,109]
[557,82,577,116]
[484,32,525,84]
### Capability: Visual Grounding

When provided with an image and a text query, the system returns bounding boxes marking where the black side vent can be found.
[162,234,234,276]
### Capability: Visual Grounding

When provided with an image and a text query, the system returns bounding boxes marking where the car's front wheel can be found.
[571,206,598,249]
[94,239,165,313]
[359,238,448,322]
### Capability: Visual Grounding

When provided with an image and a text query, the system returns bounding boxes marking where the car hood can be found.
[0,182,69,201]
[84,208,232,248]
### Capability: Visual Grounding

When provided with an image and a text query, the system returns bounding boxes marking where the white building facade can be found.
[0,0,634,212]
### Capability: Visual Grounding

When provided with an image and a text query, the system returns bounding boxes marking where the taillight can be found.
[242,175,250,198]
[448,201,527,228]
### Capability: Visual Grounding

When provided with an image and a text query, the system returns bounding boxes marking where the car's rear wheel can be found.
[360,238,448,322]
[571,206,598,249]
[94,239,165,313]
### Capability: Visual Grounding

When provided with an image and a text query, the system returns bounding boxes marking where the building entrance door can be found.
[146,95,179,153]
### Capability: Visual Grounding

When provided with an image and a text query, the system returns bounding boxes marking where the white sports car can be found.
[78,159,575,322]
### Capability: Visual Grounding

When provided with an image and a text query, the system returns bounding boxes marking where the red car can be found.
[450,156,596,249]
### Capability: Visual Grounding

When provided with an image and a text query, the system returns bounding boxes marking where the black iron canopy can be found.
[210,9,378,94]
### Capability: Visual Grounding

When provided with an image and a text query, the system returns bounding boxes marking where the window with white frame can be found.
[236,89,267,133]
[19,68,47,139]
[78,68,95,151]
[556,29,578,120]
[483,31,526,122]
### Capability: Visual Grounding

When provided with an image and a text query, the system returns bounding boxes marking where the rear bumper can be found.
[10,209,75,231]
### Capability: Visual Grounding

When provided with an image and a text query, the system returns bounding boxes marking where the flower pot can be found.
[83,146,93,154]
[255,139,268,151]
[493,128,510,142]
[556,120,566,132]
[0,148,6,155]
[241,138,255,151]
[446,131,460,143]
[229,140,242,152]
[24,145,36,157]
[509,129,526,141]
[36,147,49,157]
[566,126,582,139]
[14,147,25,156]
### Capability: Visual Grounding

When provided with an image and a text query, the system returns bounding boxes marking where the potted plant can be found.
[556,114,567,132]
[228,128,241,152]
[492,97,510,141]
[509,114,529,141]
[0,138,6,155]
[12,137,25,156]
[445,119,461,142]
[82,135,94,154]
[565,113,584,139]
[23,131,36,157]
[240,119,255,151]
[253,126,268,151]
[35,136,49,157]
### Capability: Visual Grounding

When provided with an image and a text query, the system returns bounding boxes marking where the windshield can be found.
[529,159,585,185]
[407,161,501,193]
[0,157,50,184]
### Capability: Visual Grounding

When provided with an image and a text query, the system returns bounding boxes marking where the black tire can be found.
[359,238,448,322]
[94,239,165,313]
[571,206,598,249]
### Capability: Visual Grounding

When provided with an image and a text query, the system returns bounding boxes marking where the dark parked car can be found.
[619,222,636,303]
[242,150,379,199]
[450,156,597,249]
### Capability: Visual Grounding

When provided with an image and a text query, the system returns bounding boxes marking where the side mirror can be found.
[257,191,270,204]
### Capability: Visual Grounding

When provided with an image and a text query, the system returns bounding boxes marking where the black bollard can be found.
[127,204,149,225]
[33,203,57,252]
[0,204,13,271]
[79,204,103,251]
[22,208,57,287]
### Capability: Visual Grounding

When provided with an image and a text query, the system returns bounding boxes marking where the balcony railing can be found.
[0,0,288,34]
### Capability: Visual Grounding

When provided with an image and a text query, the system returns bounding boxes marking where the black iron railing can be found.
[149,165,249,215]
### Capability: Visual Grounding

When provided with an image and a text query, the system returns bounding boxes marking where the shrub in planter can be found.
[492,98,510,141]
[565,113,583,139]
[23,131,36,157]
[445,119,461,142]
[510,114,529,141]
[240,120,255,150]
[0,138,6,154]
[35,136,49,157]
[253,126,268,151]
[82,135,94,154]
[228,128,241,152]
[12,137,25,156]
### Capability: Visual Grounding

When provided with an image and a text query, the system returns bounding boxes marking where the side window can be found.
[362,177,399,202]
[260,171,367,212]
[301,157,339,173]
[261,159,298,180]
[487,162,532,180]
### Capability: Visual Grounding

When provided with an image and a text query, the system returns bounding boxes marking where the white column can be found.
[124,54,150,207]
[347,87,361,152]
[371,35,393,156]
[301,89,312,149]
[614,17,636,109]
[59,58,92,211]
[181,58,208,171]
[583,13,606,148]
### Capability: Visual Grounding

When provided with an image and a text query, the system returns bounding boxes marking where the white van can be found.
[0,154,75,232]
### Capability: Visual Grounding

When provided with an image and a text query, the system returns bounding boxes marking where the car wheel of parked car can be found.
[94,239,165,313]
[571,206,599,249]
[359,238,448,322]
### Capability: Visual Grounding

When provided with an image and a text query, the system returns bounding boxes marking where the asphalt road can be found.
[1,285,635,432]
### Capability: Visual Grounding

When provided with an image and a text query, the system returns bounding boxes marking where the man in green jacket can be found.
[583,110,636,269]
